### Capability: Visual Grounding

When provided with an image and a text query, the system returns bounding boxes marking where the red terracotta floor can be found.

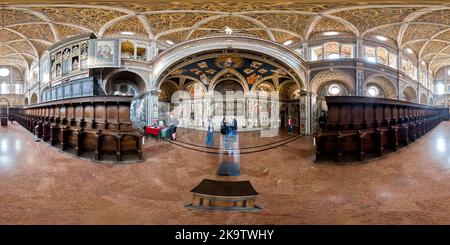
[1,122,450,224]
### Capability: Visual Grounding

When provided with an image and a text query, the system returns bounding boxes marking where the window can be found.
[328,53,340,59]
[364,45,397,68]
[324,42,340,60]
[400,58,418,80]
[341,44,353,58]
[0,83,7,94]
[0,68,10,77]
[364,46,376,63]
[376,47,388,66]
[309,43,354,61]
[310,46,323,61]
[436,83,445,95]
[15,84,22,94]
[419,69,427,85]
[412,63,417,80]
[366,86,379,97]
[328,84,341,96]
[389,52,397,69]
[401,58,408,74]
[419,70,424,85]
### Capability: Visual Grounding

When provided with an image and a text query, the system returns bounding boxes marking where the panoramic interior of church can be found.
[1,0,450,225]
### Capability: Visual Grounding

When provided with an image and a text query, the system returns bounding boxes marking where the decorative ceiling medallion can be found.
[215,55,243,69]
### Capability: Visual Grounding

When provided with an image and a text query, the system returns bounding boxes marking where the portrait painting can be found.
[80,41,88,57]
[56,51,62,61]
[72,57,79,71]
[72,44,80,55]
[96,41,114,63]
[200,73,210,84]
[56,63,62,77]
[215,55,243,69]
[63,48,71,59]
[246,73,262,85]
[250,61,263,69]
[89,39,120,68]
[197,61,208,69]
[205,68,216,75]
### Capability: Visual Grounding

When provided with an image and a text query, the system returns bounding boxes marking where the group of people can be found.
[204,115,298,145]
[205,116,238,146]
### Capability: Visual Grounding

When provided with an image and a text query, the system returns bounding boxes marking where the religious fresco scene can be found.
[158,50,301,131]
[1,0,450,225]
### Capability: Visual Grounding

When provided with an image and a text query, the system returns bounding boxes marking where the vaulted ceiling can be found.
[1,1,450,75]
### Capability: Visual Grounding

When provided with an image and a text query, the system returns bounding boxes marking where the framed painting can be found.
[88,39,120,68]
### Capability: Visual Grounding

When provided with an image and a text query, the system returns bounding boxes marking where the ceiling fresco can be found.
[163,50,294,93]
[174,55,288,86]
[1,1,450,74]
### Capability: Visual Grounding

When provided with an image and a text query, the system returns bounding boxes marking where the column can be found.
[356,38,363,59]
[300,91,312,135]
[356,70,364,96]
[147,90,160,126]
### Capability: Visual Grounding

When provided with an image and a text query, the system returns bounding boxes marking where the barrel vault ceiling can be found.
[1,0,450,74]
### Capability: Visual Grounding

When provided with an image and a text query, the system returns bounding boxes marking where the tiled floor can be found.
[1,121,450,224]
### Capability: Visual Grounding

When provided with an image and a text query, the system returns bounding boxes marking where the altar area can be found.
[159,93,300,132]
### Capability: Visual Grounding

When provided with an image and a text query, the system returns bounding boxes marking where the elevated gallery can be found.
[0,1,450,225]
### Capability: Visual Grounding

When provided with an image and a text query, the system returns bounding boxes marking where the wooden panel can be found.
[84,104,94,122]
[352,105,363,125]
[107,104,118,123]
[11,96,142,163]
[75,105,83,121]
[95,104,106,122]
[316,96,449,163]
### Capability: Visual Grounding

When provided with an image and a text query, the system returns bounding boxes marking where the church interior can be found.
[1,0,450,224]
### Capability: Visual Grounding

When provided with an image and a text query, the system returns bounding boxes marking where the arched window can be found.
[364,46,376,63]
[324,42,340,60]
[310,46,323,61]
[309,42,354,61]
[388,52,397,69]
[15,84,22,94]
[436,83,445,95]
[341,44,353,58]
[376,47,388,66]
[1,83,7,94]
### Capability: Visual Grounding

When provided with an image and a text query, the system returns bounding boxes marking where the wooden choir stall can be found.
[315,96,449,163]
[10,96,143,163]
[0,106,7,126]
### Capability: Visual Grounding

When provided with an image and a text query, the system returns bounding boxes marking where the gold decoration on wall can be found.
[0,2,449,73]
[215,55,243,69]
[146,12,217,34]
[103,16,148,39]
[331,8,420,33]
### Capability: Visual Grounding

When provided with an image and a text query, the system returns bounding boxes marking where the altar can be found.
[159,93,296,131]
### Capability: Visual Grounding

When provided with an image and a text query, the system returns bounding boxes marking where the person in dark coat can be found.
[220,117,227,135]
[232,117,237,131]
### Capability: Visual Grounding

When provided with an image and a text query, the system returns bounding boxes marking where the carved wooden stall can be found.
[11,96,143,162]
[0,106,8,126]
[315,96,449,163]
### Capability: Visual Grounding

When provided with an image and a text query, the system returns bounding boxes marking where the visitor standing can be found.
[169,114,179,140]
[220,117,227,135]
[232,117,237,132]
[287,115,293,135]
[205,117,214,146]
